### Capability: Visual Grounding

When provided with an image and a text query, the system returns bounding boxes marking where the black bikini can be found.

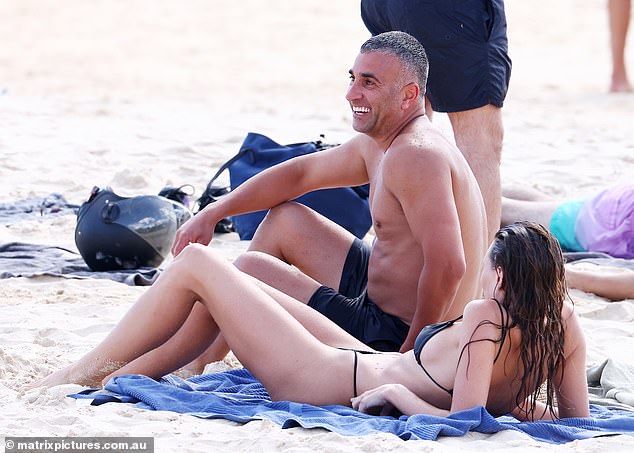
[347,300,508,398]
[413,300,508,396]
[413,315,463,395]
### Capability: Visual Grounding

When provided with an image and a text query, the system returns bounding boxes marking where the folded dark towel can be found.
[0,242,160,286]
[0,193,79,225]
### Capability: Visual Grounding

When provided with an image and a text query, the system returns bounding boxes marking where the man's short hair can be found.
[360,31,429,96]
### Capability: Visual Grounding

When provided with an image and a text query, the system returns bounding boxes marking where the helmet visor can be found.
[102,195,191,255]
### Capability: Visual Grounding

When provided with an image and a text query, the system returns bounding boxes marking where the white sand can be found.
[1,0,634,451]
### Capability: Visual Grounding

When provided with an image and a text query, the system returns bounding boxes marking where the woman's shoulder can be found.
[462,298,505,324]
[561,300,576,319]
[561,301,583,338]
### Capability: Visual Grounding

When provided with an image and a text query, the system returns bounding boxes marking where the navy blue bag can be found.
[200,132,372,240]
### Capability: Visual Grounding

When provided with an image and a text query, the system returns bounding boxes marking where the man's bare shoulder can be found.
[386,122,454,173]
[339,133,381,155]
[393,116,454,153]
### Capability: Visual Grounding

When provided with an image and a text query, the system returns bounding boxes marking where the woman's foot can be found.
[23,366,75,390]
[23,360,127,390]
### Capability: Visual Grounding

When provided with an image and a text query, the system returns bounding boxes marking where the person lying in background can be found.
[566,265,634,301]
[502,182,634,300]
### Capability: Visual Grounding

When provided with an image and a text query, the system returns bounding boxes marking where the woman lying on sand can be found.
[29,222,590,421]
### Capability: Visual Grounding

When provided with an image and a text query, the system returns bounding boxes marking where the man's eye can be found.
[364,79,374,86]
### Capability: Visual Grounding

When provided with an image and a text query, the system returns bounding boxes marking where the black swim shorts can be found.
[307,238,409,351]
[360,0,512,112]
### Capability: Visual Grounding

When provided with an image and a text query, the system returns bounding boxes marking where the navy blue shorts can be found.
[307,238,409,352]
[361,0,512,112]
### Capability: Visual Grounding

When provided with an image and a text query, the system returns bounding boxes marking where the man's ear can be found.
[401,82,419,108]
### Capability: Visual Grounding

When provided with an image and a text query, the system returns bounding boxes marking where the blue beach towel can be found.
[69,369,634,443]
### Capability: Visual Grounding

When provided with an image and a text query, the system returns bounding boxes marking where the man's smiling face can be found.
[346,51,405,136]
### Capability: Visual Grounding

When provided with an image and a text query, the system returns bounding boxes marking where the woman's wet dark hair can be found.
[489,221,568,419]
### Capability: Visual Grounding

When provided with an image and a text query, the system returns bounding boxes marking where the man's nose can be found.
[346,82,361,101]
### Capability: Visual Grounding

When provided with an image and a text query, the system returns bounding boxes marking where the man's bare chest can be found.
[367,165,409,236]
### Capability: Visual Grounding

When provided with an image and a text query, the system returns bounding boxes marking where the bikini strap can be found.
[418,357,454,396]
[353,350,359,398]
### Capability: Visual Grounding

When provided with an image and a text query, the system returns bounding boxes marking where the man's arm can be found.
[384,146,465,351]
[172,135,371,255]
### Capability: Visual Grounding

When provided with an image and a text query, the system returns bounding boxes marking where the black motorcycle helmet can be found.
[75,186,192,271]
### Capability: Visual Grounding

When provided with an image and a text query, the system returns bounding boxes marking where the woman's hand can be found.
[352,383,450,417]
[351,384,403,416]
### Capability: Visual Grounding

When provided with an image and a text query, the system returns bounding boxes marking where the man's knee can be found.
[451,105,504,162]
[260,202,307,229]
[234,251,268,275]
[252,202,317,248]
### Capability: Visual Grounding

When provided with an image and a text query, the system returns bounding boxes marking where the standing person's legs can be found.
[608,0,632,92]
[448,105,503,242]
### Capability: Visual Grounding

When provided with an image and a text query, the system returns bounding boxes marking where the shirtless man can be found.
[172,31,487,356]
[360,0,512,242]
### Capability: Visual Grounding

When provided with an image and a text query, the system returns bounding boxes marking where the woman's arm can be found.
[351,383,449,417]
[554,306,590,418]
[449,300,500,413]
[511,399,557,421]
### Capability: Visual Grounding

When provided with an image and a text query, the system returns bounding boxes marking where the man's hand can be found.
[171,210,218,256]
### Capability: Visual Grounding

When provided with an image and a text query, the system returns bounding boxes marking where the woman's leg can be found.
[28,255,216,388]
[158,244,358,405]
[32,244,363,406]
[104,302,220,382]
[500,198,560,229]
[111,268,372,381]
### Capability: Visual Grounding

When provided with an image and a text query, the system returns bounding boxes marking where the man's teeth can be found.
[353,107,370,113]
